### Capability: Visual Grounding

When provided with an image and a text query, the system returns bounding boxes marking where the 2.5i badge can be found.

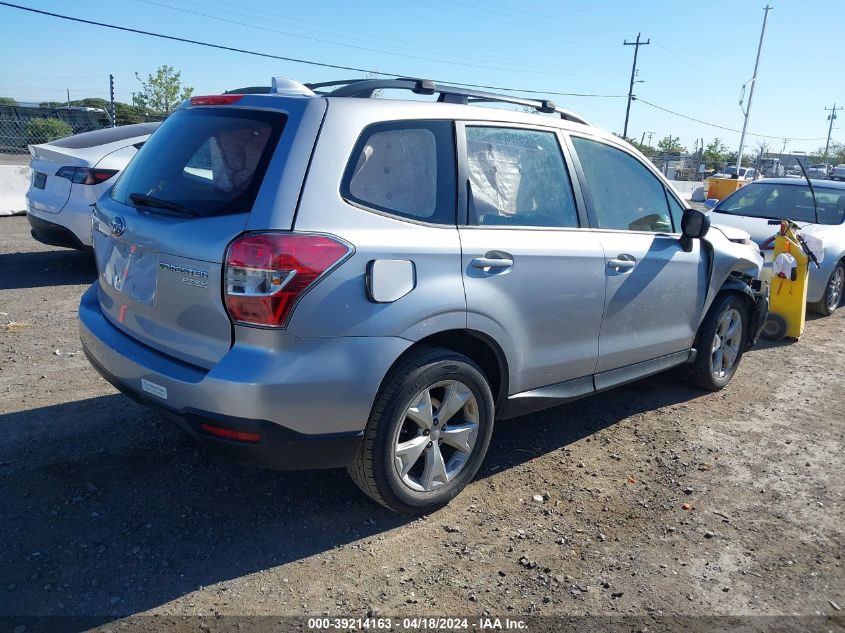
[141,378,168,400]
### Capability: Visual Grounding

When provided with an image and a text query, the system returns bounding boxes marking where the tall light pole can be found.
[622,32,649,139]
[735,5,773,171]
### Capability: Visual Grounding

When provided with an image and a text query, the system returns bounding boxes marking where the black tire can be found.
[682,293,749,391]
[760,313,788,341]
[808,261,844,316]
[348,347,495,514]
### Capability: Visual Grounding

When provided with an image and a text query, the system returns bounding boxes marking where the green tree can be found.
[657,135,686,154]
[25,118,73,143]
[813,141,845,164]
[0,96,16,106]
[134,65,193,115]
[614,133,656,157]
[702,138,729,170]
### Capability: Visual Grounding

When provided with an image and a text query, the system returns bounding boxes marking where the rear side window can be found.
[111,108,285,217]
[465,126,578,228]
[341,120,455,224]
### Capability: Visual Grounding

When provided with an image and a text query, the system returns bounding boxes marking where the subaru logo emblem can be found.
[110,216,126,237]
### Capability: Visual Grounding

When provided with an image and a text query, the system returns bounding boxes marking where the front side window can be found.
[572,136,672,233]
[112,108,285,217]
[465,126,578,228]
[342,120,455,224]
[666,192,685,233]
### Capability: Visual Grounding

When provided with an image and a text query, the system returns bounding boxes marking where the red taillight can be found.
[56,166,118,185]
[224,233,350,327]
[200,423,261,443]
[190,94,244,106]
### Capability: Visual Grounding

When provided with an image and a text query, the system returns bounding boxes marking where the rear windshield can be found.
[716,182,845,225]
[111,108,286,217]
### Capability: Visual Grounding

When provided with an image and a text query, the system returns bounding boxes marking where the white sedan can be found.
[25,122,160,250]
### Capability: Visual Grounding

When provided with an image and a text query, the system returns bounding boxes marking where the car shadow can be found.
[0,374,706,627]
[0,249,96,290]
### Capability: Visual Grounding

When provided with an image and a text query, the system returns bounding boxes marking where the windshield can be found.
[111,108,286,217]
[715,182,845,225]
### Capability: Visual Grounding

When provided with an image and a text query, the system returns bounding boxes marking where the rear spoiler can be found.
[28,143,88,166]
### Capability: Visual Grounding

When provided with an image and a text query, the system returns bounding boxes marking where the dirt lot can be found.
[1,215,843,629]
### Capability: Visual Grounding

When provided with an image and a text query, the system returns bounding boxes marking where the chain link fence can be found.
[647,152,705,181]
[0,104,164,165]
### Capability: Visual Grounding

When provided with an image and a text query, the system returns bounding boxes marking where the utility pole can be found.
[647,131,655,146]
[109,74,116,127]
[824,103,841,161]
[66,88,70,109]
[622,32,649,139]
[735,5,772,171]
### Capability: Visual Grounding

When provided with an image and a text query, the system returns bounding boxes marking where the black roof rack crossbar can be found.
[303,78,589,125]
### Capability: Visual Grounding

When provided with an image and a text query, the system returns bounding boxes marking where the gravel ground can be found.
[0,215,843,629]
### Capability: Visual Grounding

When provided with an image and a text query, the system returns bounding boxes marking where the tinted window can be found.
[466,127,578,228]
[717,183,845,225]
[342,121,455,224]
[111,108,285,217]
[572,137,672,233]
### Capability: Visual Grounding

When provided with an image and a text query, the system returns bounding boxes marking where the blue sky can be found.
[1,0,842,154]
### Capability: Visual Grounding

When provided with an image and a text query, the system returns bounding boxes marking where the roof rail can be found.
[304,78,590,125]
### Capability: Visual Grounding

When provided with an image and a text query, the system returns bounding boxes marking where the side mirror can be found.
[704,198,718,210]
[680,208,710,252]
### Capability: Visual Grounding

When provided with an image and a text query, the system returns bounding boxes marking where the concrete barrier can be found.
[668,180,704,201]
[0,165,30,216]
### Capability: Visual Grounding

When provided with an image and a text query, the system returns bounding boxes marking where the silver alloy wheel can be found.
[392,380,480,493]
[826,266,844,311]
[710,307,743,379]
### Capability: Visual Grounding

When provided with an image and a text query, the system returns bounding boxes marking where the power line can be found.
[138,0,605,77]
[199,0,605,77]
[0,2,627,100]
[636,98,827,141]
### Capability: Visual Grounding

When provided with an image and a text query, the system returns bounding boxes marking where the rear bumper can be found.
[78,284,411,470]
[84,347,362,469]
[26,210,90,251]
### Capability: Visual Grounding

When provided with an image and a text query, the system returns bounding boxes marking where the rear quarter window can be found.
[341,120,456,224]
[111,108,285,217]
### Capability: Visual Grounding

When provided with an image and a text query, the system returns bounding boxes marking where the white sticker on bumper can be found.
[141,378,168,400]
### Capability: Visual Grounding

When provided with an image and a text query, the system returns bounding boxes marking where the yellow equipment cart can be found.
[761,220,819,340]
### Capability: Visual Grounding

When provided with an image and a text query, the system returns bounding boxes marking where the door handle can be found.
[607,255,637,271]
[471,256,513,270]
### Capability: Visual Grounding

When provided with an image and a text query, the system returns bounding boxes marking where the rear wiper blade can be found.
[129,193,198,217]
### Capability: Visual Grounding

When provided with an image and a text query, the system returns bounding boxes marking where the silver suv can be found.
[80,78,768,513]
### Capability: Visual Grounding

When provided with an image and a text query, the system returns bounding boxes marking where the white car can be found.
[25,122,160,250]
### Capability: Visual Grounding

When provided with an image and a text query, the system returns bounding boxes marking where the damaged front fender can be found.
[701,224,769,347]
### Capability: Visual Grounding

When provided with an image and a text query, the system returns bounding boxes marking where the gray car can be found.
[707,178,845,315]
[79,78,767,513]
